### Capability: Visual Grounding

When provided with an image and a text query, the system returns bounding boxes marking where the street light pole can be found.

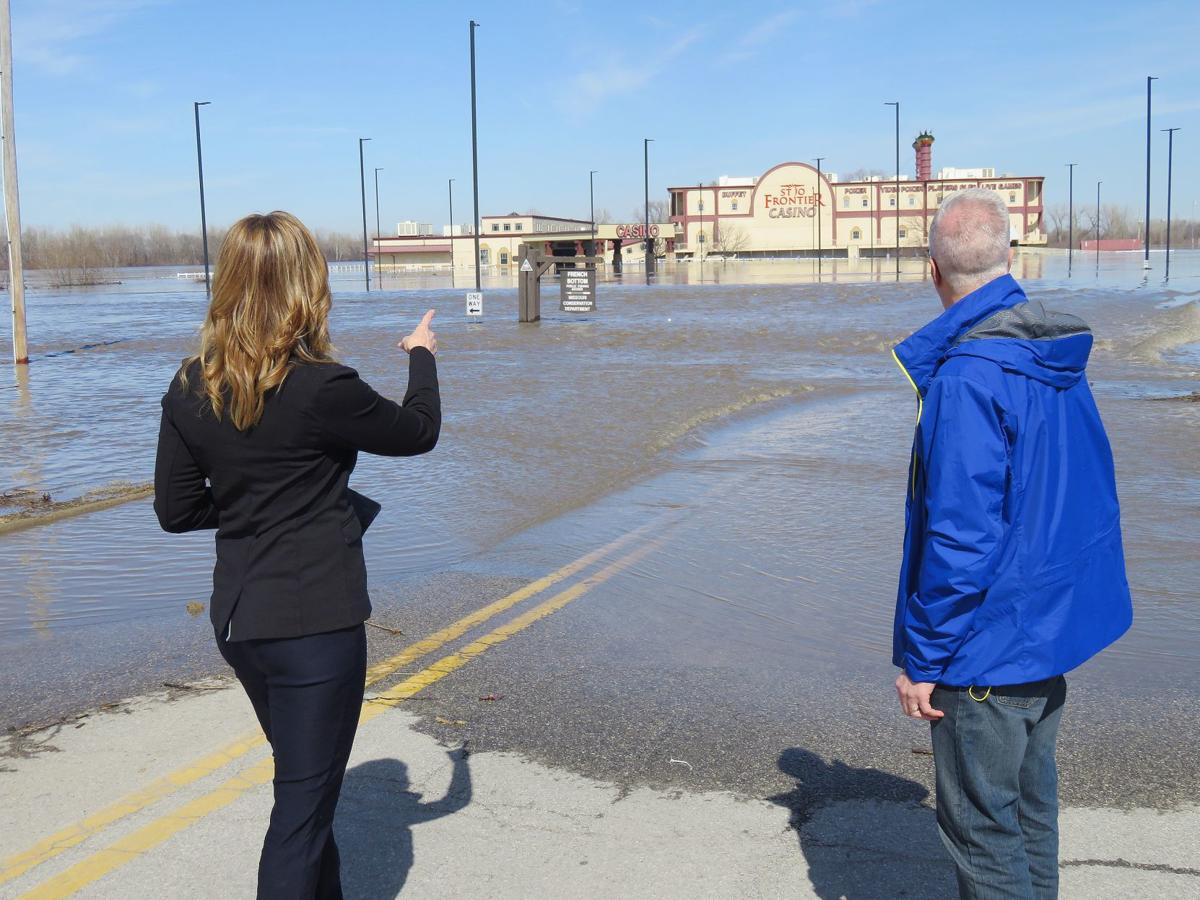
[1066,162,1076,275]
[885,101,900,279]
[814,156,825,278]
[469,20,482,293]
[589,169,597,256]
[644,138,653,281]
[358,137,371,292]
[1162,127,1180,279]
[372,165,381,278]
[1144,75,1158,269]
[193,101,212,298]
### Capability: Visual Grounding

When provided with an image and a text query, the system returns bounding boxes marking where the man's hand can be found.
[400,309,438,355]
[895,672,944,721]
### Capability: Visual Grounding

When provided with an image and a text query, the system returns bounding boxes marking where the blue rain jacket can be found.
[892,274,1132,686]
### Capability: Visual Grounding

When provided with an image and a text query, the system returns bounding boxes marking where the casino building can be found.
[370,133,1044,268]
[668,133,1045,259]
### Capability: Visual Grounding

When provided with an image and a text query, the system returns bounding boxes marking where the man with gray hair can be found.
[890,188,1131,898]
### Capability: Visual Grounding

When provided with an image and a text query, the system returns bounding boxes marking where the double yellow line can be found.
[5,524,661,899]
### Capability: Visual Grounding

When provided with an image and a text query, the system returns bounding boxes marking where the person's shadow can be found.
[338,748,472,898]
[767,748,957,899]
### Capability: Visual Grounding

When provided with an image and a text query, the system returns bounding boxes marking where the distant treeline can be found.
[0,225,366,286]
[1042,205,1198,249]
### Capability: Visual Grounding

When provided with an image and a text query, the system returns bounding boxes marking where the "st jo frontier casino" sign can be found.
[761,183,824,219]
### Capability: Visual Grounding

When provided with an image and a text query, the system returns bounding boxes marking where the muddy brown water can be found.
[0,253,1197,730]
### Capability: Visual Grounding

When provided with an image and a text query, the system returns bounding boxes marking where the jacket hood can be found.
[893,274,1092,392]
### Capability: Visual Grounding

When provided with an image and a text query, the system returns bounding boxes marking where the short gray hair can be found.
[929,188,1011,296]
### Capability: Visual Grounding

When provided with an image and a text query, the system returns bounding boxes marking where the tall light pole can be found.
[814,156,825,278]
[193,101,212,298]
[372,164,381,278]
[1144,75,1158,269]
[1,0,28,364]
[885,101,900,279]
[589,169,597,256]
[469,20,481,293]
[1066,162,1076,275]
[1162,127,1180,279]
[644,138,654,281]
[358,137,371,292]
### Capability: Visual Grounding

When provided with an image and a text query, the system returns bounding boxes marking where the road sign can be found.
[466,291,483,317]
[520,257,533,273]
[559,268,596,313]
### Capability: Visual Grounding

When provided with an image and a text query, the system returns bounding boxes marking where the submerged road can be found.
[3,390,1198,897]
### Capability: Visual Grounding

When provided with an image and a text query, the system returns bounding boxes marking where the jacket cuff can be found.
[903,654,944,685]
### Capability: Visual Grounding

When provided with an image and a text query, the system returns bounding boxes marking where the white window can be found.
[1009,192,1016,203]
[731,199,738,211]
[491,224,499,232]
[889,198,896,207]
[480,248,490,264]
[862,198,869,208]
[898,228,907,239]
[851,228,862,240]
[515,223,523,231]
[908,196,915,206]
[503,223,511,232]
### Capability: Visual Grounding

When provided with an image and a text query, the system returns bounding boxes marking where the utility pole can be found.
[469,20,481,293]
[1162,128,1179,279]
[358,137,371,292]
[814,156,825,279]
[1,0,28,364]
[373,166,383,284]
[885,101,900,279]
[193,101,212,298]
[1144,76,1157,269]
[1067,162,1076,275]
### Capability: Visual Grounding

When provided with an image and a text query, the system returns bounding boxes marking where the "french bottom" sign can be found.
[560,268,596,313]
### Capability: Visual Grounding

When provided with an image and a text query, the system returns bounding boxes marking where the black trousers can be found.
[217,624,366,900]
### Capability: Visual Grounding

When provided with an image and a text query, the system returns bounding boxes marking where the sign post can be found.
[465,291,483,318]
[559,267,596,313]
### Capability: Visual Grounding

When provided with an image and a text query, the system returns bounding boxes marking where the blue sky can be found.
[10,0,1200,232]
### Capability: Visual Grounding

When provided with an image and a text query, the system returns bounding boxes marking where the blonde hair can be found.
[182,211,333,430]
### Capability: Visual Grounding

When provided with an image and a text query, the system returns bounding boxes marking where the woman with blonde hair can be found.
[154,211,439,898]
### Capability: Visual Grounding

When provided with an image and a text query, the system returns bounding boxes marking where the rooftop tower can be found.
[913,131,934,181]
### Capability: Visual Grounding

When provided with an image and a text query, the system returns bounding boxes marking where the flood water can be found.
[1,251,1197,724]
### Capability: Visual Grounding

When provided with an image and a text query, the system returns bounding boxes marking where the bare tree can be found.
[629,200,669,223]
[593,208,613,224]
[2,224,365,271]
[713,223,749,255]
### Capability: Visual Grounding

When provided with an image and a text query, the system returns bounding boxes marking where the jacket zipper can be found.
[891,348,923,497]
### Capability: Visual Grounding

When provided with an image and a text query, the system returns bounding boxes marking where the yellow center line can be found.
[360,537,662,721]
[18,535,662,900]
[1,525,648,888]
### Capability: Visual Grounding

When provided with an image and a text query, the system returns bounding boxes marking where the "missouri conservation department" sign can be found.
[559,268,596,313]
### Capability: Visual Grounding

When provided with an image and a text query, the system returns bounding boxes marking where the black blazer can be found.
[154,348,439,640]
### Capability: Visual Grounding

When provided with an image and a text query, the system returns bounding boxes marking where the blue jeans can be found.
[930,676,1067,900]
